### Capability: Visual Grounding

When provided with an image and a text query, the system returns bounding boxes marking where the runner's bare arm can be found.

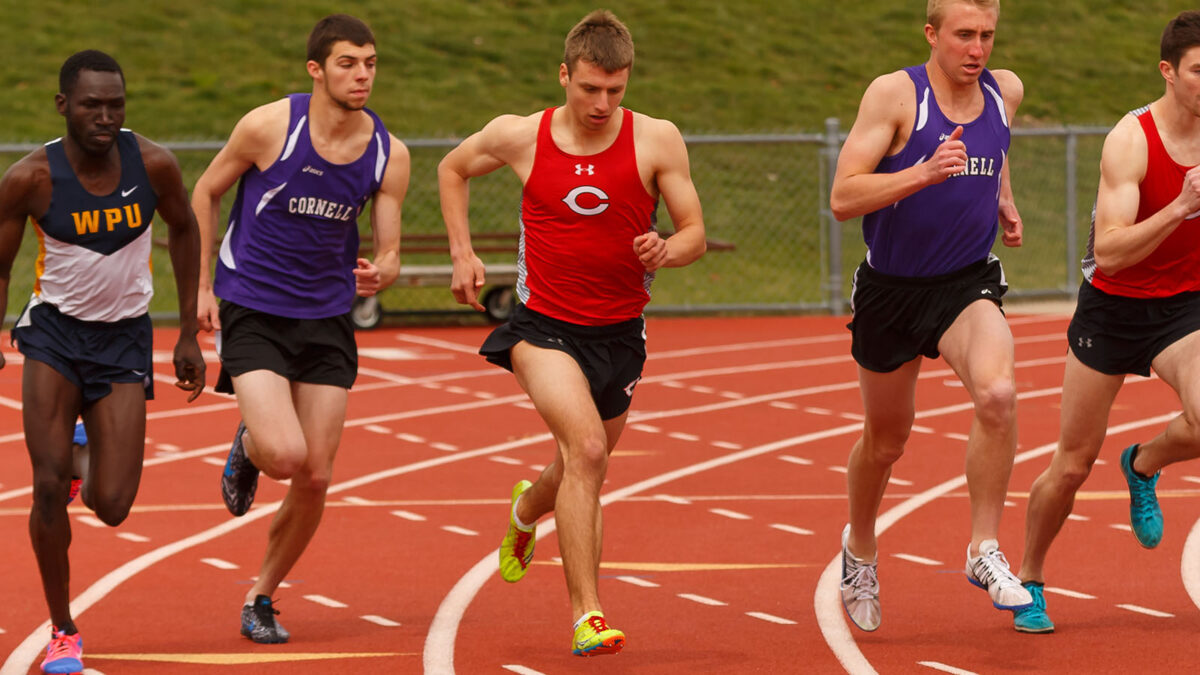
[191,100,289,331]
[0,155,42,369]
[636,118,705,272]
[1092,114,1200,274]
[358,133,410,296]
[142,137,206,401]
[994,69,1025,248]
[831,72,967,220]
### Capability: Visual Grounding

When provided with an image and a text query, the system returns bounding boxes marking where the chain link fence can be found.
[0,125,1110,322]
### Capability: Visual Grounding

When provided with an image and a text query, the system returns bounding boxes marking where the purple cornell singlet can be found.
[214,93,390,319]
[860,65,1009,277]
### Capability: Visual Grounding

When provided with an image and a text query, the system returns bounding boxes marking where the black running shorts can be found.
[215,301,358,393]
[480,303,646,420]
[848,256,1007,373]
[12,301,154,403]
[1068,281,1200,376]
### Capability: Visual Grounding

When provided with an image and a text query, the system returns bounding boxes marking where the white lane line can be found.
[1182,515,1200,611]
[839,412,866,421]
[304,594,348,609]
[910,425,935,434]
[1181,476,1200,485]
[1110,523,1134,533]
[712,441,743,450]
[655,495,692,505]
[814,410,1178,675]
[719,391,745,399]
[616,576,660,588]
[944,432,970,442]
[431,442,460,452]
[396,433,426,443]
[361,615,402,627]
[888,477,914,486]
[200,558,239,570]
[709,508,751,520]
[746,611,796,625]
[893,553,941,566]
[771,401,799,410]
[364,424,392,435]
[514,402,537,410]
[444,386,470,395]
[829,466,848,474]
[918,662,977,675]
[442,525,479,537]
[76,516,106,529]
[690,385,715,394]
[1067,514,1089,521]
[391,510,427,522]
[116,533,150,543]
[489,456,523,465]
[343,496,373,505]
[156,443,181,452]
[530,464,546,472]
[779,455,813,466]
[770,524,814,536]
[805,407,832,415]
[1116,604,1174,618]
[630,424,661,433]
[678,593,727,607]
[1045,587,1096,600]
[661,381,686,388]
[501,666,547,675]
[0,628,6,634]
[473,391,497,400]
[668,432,701,442]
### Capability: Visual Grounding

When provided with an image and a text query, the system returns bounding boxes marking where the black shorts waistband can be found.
[857,257,995,289]
[516,304,644,340]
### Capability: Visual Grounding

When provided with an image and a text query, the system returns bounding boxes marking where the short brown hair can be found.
[926,0,1000,30]
[307,14,375,66]
[563,10,634,75]
[1161,10,1200,69]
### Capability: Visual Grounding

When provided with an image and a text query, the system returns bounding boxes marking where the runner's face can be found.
[57,69,125,156]
[313,40,376,111]
[1165,46,1200,118]
[560,60,629,131]
[926,2,997,86]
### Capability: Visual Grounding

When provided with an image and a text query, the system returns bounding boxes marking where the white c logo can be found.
[563,185,610,216]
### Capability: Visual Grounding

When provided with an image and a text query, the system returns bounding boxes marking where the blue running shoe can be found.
[221,422,259,517]
[41,626,83,674]
[1120,444,1163,548]
[1012,581,1054,633]
[241,595,290,644]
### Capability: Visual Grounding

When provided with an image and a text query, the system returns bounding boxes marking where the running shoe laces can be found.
[42,627,83,674]
[1121,445,1163,548]
[842,560,880,601]
[966,540,1033,610]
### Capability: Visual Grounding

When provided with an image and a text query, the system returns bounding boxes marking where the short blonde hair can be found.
[563,10,634,75]
[927,0,1000,29]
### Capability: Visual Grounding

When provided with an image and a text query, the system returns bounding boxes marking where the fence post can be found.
[822,117,843,313]
[1064,129,1078,291]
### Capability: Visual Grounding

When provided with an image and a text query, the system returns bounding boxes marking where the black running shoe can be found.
[240,595,290,644]
[221,422,259,516]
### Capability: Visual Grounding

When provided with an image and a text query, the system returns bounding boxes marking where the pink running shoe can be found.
[41,626,83,674]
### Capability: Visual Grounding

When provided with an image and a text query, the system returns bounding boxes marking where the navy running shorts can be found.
[1068,281,1200,376]
[12,300,154,403]
[480,303,646,420]
[215,301,358,393]
[848,255,1007,373]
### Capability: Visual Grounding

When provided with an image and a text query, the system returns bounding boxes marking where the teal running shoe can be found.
[1120,444,1163,548]
[1012,581,1054,633]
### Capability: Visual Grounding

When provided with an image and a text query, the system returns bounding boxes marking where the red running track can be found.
[1,314,1198,674]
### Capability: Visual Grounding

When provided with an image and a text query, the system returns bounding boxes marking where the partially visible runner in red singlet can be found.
[1088,106,1200,298]
[518,107,658,325]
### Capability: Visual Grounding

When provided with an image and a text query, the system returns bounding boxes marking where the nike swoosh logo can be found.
[1187,209,1200,220]
[132,369,147,377]
[121,186,138,198]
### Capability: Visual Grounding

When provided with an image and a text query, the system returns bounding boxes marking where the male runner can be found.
[0,49,205,673]
[829,0,1031,631]
[438,9,706,656]
[192,14,409,643]
[1014,10,1200,634]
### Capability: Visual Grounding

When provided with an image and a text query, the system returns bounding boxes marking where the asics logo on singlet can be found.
[302,165,325,176]
[563,185,610,216]
[574,164,595,176]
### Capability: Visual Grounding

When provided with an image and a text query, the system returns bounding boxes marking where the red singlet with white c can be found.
[1086,106,1200,298]
[517,107,658,325]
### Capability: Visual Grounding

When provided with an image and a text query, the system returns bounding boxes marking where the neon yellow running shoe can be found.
[572,611,625,656]
[499,480,535,582]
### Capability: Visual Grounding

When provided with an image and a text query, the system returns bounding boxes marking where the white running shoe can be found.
[965,539,1033,610]
[840,524,881,631]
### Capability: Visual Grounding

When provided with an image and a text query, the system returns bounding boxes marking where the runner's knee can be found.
[91,486,136,526]
[972,377,1016,428]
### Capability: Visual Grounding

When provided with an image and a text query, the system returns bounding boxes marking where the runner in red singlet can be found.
[1016,10,1200,634]
[438,10,706,656]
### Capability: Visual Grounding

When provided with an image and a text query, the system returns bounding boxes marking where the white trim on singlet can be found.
[915,87,930,132]
[280,115,307,162]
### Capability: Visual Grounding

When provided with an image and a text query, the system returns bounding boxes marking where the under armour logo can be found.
[1077,337,1093,348]
[574,164,595,176]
